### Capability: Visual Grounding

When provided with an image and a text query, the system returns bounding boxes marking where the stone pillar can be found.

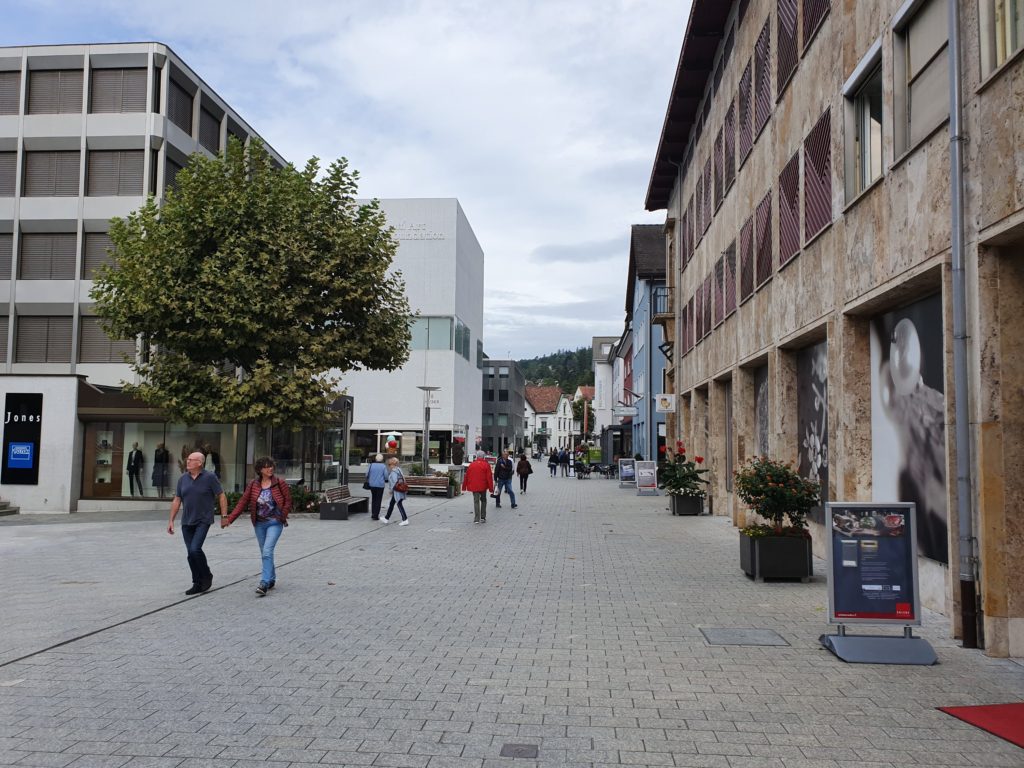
[733,365,757,528]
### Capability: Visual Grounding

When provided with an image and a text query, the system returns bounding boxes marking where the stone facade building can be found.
[646,0,1024,656]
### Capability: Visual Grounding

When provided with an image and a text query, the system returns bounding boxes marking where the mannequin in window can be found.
[126,442,144,496]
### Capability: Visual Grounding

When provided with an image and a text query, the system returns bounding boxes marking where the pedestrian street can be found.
[1,468,1023,767]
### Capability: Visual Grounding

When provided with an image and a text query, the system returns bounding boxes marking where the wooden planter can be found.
[739,531,812,582]
[670,495,703,516]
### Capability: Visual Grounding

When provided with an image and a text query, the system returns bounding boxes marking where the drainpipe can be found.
[948,0,978,649]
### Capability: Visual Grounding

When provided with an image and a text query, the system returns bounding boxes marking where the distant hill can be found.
[517,347,594,393]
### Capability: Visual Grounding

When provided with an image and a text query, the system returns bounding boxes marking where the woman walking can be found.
[548,448,558,477]
[382,456,409,525]
[365,453,388,520]
[516,453,533,494]
[221,457,292,596]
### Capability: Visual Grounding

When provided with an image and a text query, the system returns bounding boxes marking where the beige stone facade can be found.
[646,0,1024,656]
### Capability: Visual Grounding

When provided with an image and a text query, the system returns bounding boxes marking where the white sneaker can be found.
[380,517,389,524]
[399,520,410,526]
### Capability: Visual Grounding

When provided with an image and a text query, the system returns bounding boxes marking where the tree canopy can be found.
[517,346,594,392]
[91,138,411,428]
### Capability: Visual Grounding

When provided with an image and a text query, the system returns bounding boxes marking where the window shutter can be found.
[28,71,59,113]
[739,216,754,302]
[0,152,15,196]
[87,150,118,195]
[703,274,713,339]
[754,19,772,136]
[121,68,147,112]
[714,128,724,209]
[803,0,830,46]
[117,150,143,195]
[46,317,72,362]
[199,107,220,152]
[55,151,80,196]
[0,71,20,115]
[79,317,133,363]
[702,158,712,234]
[695,177,704,238]
[89,69,121,113]
[0,316,7,362]
[165,156,184,194]
[23,151,54,196]
[779,151,801,266]
[777,0,799,92]
[83,232,114,278]
[168,79,193,134]
[694,285,704,342]
[755,191,773,285]
[0,234,11,280]
[15,317,47,362]
[724,101,736,190]
[686,198,694,263]
[50,233,76,279]
[738,60,752,161]
[724,241,737,317]
[803,109,832,241]
[19,234,52,279]
[714,256,724,327]
[58,70,83,113]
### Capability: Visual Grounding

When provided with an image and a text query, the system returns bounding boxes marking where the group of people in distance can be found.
[461,448,533,523]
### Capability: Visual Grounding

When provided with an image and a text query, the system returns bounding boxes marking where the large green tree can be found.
[91,138,410,427]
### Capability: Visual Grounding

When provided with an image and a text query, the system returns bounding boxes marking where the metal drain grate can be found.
[499,743,539,758]
[700,627,789,646]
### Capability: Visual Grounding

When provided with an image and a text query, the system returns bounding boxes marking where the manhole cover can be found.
[700,627,789,646]
[499,743,539,758]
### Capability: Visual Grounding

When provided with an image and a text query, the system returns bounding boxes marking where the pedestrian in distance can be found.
[365,453,387,520]
[548,448,558,477]
[381,456,409,525]
[221,457,291,596]
[167,451,227,595]
[559,448,571,477]
[462,449,495,523]
[493,449,518,509]
[516,453,532,494]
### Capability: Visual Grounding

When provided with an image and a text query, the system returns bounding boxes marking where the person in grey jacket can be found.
[365,453,388,520]
[381,456,409,525]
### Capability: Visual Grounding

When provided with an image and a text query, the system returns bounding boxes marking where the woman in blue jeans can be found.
[222,457,292,596]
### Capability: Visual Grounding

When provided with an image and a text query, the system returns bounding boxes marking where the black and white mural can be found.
[797,340,828,524]
[754,365,769,456]
[870,294,948,563]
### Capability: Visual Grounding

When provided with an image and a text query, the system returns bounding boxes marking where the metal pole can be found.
[948,0,978,649]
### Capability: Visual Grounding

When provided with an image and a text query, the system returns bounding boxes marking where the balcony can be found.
[652,286,674,327]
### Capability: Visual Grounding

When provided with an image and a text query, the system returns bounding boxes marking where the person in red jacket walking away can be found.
[221,457,292,596]
[462,450,495,523]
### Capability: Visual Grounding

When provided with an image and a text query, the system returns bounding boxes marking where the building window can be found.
[982,0,1024,75]
[497,414,509,427]
[87,150,144,196]
[803,0,830,49]
[165,156,184,195]
[843,47,883,202]
[15,316,72,363]
[0,233,12,280]
[19,233,76,280]
[199,106,221,153]
[167,79,193,135]
[409,316,454,350]
[779,151,801,266]
[476,339,484,369]
[714,127,724,210]
[483,414,493,426]
[27,70,83,114]
[0,316,7,361]
[723,241,737,317]
[23,151,80,197]
[0,71,20,115]
[739,217,754,302]
[498,366,509,378]
[754,18,773,137]
[79,317,135,363]
[803,109,832,242]
[0,151,14,196]
[702,274,713,338]
[894,0,949,156]
[89,68,146,113]
[724,101,736,192]
[484,389,494,401]
[713,256,725,327]
[540,419,547,430]
[695,286,704,341]
[499,390,509,402]
[83,232,115,279]
[738,60,753,162]
[777,0,799,94]
[702,158,712,234]
[755,191,773,286]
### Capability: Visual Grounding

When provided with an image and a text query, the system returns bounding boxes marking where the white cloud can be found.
[3,0,690,359]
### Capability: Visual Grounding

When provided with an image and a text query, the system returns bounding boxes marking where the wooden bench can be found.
[319,485,368,520]
[403,476,451,496]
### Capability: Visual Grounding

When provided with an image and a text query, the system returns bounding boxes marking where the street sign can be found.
[612,406,638,417]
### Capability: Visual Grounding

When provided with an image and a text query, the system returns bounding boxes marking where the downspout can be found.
[948,0,979,649]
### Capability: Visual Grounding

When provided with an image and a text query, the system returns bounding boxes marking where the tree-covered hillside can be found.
[517,347,594,392]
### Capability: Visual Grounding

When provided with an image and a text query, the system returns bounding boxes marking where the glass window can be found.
[483,414,493,426]
[540,419,547,429]
[499,390,509,402]
[498,366,509,378]
[497,414,509,427]
[984,0,1024,73]
[427,316,452,350]
[895,0,949,154]
[483,389,494,401]
[850,64,883,197]
[409,317,428,350]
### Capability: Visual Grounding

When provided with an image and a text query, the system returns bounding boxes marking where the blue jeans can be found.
[181,523,212,586]
[254,519,283,584]
[495,477,516,506]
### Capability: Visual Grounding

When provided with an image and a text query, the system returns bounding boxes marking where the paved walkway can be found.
[1,469,1023,767]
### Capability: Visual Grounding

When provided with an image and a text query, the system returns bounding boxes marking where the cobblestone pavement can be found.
[1,469,1023,767]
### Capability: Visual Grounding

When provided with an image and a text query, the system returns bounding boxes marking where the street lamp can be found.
[417,385,440,473]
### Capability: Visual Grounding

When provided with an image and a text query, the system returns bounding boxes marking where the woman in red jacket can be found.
[222,457,292,596]
[461,450,495,524]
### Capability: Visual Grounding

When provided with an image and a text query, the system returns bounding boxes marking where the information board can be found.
[618,458,635,486]
[826,502,920,626]
[635,461,658,496]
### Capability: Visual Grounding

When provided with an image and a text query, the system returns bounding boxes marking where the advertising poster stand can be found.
[820,502,937,665]
[618,459,635,488]
[635,460,658,496]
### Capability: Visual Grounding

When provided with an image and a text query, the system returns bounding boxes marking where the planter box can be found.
[739,531,812,582]
[670,495,703,516]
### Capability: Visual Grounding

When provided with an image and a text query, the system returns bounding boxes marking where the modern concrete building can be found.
[339,198,484,472]
[0,42,308,513]
[480,359,525,454]
[646,0,1024,656]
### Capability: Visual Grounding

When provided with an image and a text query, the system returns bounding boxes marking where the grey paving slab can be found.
[2,471,1024,768]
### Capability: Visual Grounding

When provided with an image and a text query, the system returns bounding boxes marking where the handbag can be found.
[362,479,370,490]
[394,480,409,493]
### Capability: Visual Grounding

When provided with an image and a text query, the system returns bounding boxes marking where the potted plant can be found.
[733,456,820,581]
[660,441,709,515]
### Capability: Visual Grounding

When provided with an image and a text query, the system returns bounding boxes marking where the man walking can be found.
[493,449,518,509]
[168,451,227,595]
[365,453,387,520]
[462,450,495,523]
[126,442,144,496]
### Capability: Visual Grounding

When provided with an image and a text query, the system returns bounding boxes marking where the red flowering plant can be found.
[659,441,709,498]
[734,456,820,537]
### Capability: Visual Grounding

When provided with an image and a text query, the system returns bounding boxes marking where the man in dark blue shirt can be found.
[168,451,227,595]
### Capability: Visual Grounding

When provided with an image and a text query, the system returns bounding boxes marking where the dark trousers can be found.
[128,469,142,495]
[385,497,407,521]
[519,474,529,492]
[181,523,212,587]
[370,487,385,519]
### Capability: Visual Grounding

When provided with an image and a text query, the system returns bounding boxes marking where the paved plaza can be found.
[1,469,1023,768]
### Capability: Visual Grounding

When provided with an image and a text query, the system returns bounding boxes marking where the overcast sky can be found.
[3,0,691,360]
